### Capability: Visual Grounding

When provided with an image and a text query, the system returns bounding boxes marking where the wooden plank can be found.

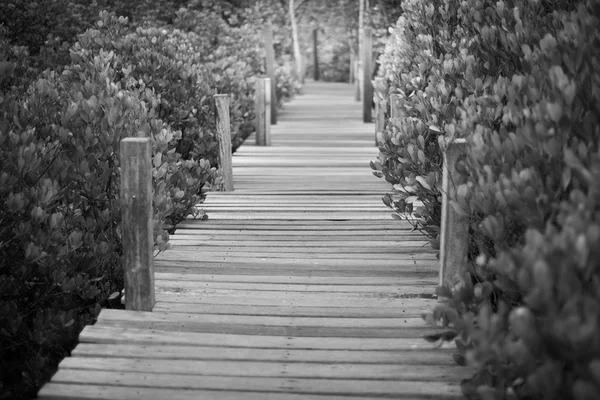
[152,302,434,317]
[96,309,433,329]
[154,273,435,285]
[45,370,463,397]
[155,280,434,294]
[38,383,462,400]
[79,325,455,350]
[154,294,437,310]
[71,343,456,364]
[55,357,465,381]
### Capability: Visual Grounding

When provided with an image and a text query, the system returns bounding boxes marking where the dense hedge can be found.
[0,4,300,398]
[374,0,600,398]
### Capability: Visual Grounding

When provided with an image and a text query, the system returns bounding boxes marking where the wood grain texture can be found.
[119,138,155,311]
[215,94,234,191]
[255,77,271,146]
[38,81,468,400]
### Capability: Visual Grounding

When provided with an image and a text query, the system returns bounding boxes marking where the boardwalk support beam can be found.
[255,77,272,146]
[439,137,470,290]
[120,137,155,311]
[215,94,234,191]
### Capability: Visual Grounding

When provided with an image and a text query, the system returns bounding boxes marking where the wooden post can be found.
[362,27,373,123]
[255,77,272,146]
[390,93,406,120]
[349,53,355,84]
[214,94,234,191]
[355,61,362,102]
[439,138,469,290]
[120,138,155,311]
[374,77,384,145]
[312,28,320,81]
[264,22,277,125]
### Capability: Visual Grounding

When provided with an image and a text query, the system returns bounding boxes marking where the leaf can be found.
[449,200,469,216]
[108,291,120,300]
[391,213,403,220]
[64,319,74,327]
[415,176,431,190]
[429,125,442,133]
[107,105,119,127]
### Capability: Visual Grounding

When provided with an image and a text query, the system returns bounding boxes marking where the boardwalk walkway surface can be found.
[39,81,468,399]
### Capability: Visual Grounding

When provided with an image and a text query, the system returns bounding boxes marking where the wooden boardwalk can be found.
[38,81,467,399]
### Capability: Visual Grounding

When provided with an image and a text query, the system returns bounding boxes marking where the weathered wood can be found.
[38,386,462,400]
[153,302,435,317]
[255,77,271,146]
[78,325,456,350]
[312,28,320,81]
[120,138,154,312]
[362,26,373,123]
[263,22,277,124]
[214,94,234,191]
[439,138,470,290]
[355,61,362,101]
[349,53,355,84]
[72,344,455,364]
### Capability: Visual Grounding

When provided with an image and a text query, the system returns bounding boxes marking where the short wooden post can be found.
[264,22,277,125]
[255,77,271,146]
[374,77,384,145]
[349,53,355,84]
[390,93,406,120]
[362,27,373,123]
[355,61,362,102]
[214,94,234,191]
[120,138,155,311]
[312,28,320,81]
[439,138,469,290]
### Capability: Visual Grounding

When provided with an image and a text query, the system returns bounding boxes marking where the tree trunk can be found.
[289,0,303,82]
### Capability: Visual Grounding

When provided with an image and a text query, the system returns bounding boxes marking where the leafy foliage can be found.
[375,0,600,398]
[0,11,222,399]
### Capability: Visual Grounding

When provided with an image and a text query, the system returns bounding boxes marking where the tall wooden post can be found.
[214,94,234,191]
[374,77,384,145]
[349,53,355,84]
[312,28,320,81]
[255,77,272,146]
[120,138,155,311]
[439,138,470,290]
[362,27,373,123]
[264,23,277,125]
[355,61,362,102]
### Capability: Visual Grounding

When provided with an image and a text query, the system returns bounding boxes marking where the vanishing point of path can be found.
[38,81,468,399]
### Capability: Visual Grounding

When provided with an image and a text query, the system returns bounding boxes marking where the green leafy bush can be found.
[375,0,600,398]
[173,1,300,147]
[0,13,218,398]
